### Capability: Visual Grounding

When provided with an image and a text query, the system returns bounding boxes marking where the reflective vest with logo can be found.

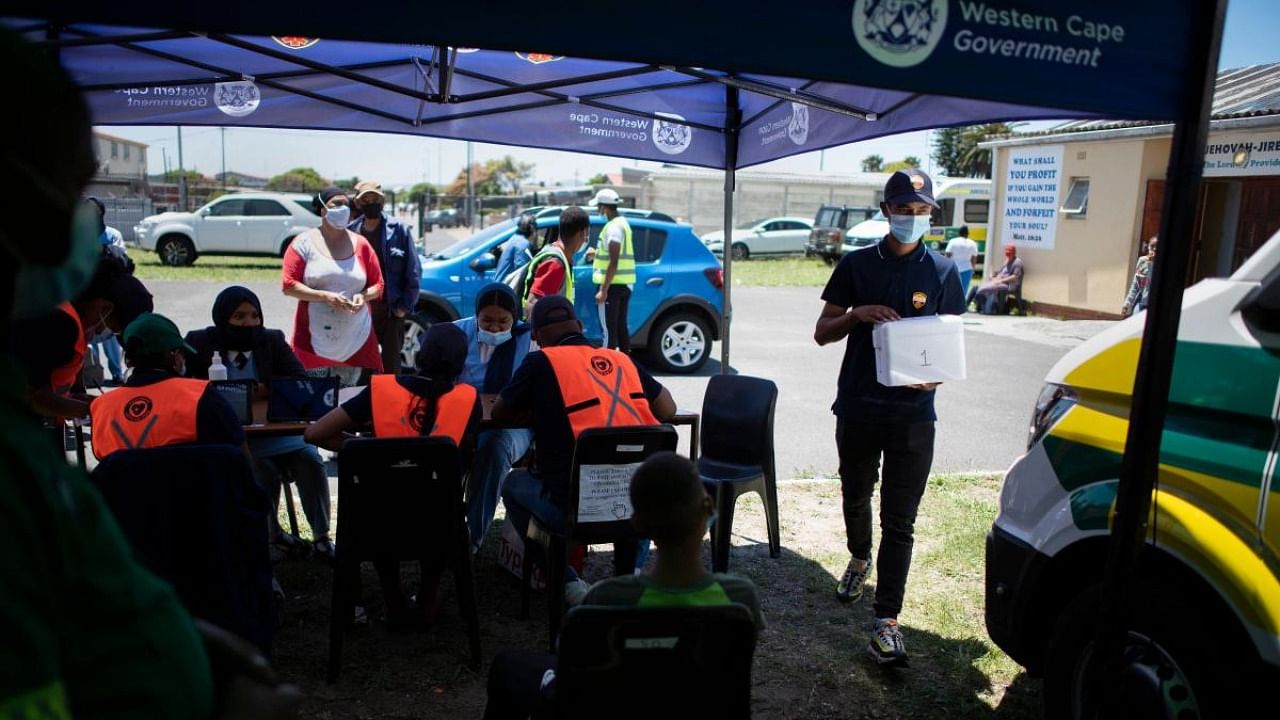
[370,375,477,445]
[592,215,635,286]
[50,302,87,395]
[90,378,206,460]
[522,244,574,304]
[543,345,658,438]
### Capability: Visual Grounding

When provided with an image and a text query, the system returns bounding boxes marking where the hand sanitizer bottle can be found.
[209,351,228,381]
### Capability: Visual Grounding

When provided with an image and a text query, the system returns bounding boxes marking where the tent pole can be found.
[1092,0,1227,712]
[721,85,740,374]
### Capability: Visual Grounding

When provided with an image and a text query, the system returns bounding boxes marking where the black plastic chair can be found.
[556,604,758,720]
[520,425,678,650]
[698,374,781,572]
[91,443,275,655]
[328,437,480,682]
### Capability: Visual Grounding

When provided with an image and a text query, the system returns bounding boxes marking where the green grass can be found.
[727,256,835,287]
[132,250,284,283]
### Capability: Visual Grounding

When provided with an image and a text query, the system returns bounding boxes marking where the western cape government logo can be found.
[215,81,260,118]
[788,103,810,146]
[272,36,319,50]
[652,112,692,156]
[852,0,948,68]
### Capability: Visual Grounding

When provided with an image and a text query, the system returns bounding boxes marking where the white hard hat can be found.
[589,188,621,206]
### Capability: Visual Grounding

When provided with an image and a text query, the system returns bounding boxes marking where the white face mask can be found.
[323,204,351,229]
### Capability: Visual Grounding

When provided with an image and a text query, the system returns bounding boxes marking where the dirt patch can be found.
[272,476,1040,719]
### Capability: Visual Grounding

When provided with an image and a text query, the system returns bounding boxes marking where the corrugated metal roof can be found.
[996,63,1280,139]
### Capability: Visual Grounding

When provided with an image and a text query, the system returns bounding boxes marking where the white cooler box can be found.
[872,315,967,386]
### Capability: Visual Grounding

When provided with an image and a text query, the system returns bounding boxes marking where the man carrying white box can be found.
[813,168,966,667]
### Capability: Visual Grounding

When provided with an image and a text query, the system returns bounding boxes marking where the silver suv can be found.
[134,191,320,266]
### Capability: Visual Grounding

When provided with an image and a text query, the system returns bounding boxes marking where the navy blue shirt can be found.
[820,239,965,423]
[499,333,665,507]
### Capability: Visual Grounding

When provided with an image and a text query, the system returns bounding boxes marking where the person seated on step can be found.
[966,243,1024,315]
[482,451,765,720]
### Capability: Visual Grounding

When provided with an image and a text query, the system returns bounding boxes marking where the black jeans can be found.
[371,301,406,373]
[602,284,631,353]
[484,649,558,720]
[836,418,935,619]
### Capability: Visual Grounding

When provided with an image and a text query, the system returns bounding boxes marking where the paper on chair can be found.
[577,462,642,523]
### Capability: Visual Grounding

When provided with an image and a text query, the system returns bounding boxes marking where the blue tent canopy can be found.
[9,22,1107,170]
[6,0,1234,700]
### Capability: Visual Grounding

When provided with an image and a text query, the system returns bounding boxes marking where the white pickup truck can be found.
[135,191,320,266]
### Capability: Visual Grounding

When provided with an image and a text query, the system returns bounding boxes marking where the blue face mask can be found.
[477,328,512,346]
[889,213,932,245]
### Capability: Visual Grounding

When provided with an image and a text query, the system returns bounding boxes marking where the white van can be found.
[845,179,992,262]
[985,229,1280,717]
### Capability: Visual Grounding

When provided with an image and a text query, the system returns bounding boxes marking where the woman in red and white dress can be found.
[282,187,385,386]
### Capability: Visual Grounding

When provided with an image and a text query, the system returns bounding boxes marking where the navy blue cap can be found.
[531,295,577,329]
[883,168,938,208]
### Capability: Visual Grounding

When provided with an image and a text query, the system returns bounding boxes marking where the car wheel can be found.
[157,235,196,266]
[647,312,711,373]
[731,242,750,261]
[401,308,447,373]
[1042,583,1250,720]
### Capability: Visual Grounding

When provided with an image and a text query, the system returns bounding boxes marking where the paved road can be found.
[150,264,1109,478]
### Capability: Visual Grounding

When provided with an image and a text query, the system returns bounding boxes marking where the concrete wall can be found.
[640,172,884,236]
[991,136,1169,315]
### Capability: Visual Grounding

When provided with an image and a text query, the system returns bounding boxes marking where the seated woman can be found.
[185,285,335,561]
[453,282,534,553]
[305,323,481,627]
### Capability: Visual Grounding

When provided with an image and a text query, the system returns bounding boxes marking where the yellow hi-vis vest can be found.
[592,215,635,286]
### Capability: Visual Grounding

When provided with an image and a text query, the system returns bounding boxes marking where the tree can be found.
[266,167,330,192]
[162,169,204,182]
[861,154,884,173]
[931,123,1022,178]
[406,182,435,207]
[445,156,536,197]
[883,160,914,173]
[903,155,922,168]
[334,176,361,190]
[586,173,610,185]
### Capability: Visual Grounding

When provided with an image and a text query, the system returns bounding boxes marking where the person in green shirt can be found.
[483,451,764,719]
[0,27,296,720]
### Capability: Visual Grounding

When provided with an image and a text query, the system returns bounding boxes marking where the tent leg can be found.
[721,87,740,374]
[1093,0,1228,709]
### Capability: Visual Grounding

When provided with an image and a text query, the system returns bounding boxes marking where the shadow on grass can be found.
[270,512,1038,719]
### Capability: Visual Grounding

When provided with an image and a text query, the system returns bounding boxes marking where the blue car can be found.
[407,208,724,373]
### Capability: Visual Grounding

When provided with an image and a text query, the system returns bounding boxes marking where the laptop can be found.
[268,377,340,422]
[211,380,254,425]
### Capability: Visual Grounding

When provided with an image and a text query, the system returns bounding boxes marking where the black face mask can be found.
[361,203,384,219]
[222,323,264,351]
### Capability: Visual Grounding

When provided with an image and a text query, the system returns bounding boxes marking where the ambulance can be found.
[845,178,992,263]
[985,231,1280,716]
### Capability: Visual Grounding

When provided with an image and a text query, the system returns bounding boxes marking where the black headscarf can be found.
[410,323,470,437]
[313,186,346,214]
[473,282,531,393]
[211,285,264,352]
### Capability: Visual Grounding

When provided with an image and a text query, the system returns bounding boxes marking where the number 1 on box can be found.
[920,349,931,367]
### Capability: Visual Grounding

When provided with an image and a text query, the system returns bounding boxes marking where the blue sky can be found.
[99,0,1280,190]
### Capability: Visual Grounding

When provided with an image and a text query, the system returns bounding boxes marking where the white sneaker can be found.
[564,578,592,607]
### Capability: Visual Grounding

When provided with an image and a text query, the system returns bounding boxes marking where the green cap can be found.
[122,312,196,356]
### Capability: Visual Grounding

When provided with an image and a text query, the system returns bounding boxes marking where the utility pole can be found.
[177,126,187,211]
[465,141,474,228]
[220,127,227,191]
[819,149,826,172]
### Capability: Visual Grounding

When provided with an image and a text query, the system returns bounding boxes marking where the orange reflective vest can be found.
[50,302,87,395]
[543,345,658,438]
[370,375,477,445]
[90,378,206,461]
